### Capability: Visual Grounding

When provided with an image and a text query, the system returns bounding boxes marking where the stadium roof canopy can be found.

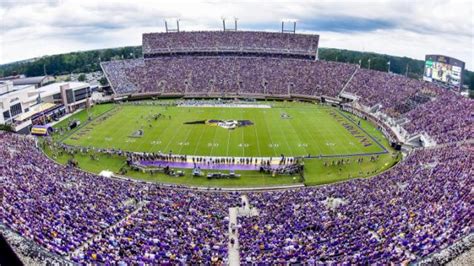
[12,75,54,87]
[15,102,56,121]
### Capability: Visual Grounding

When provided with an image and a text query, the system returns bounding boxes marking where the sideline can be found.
[336,109,388,152]
[56,105,119,142]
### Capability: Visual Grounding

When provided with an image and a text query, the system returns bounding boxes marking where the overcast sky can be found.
[0,0,473,69]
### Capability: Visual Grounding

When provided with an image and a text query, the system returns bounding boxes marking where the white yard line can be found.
[162,121,186,153]
[209,109,224,156]
[298,109,324,156]
[226,130,231,157]
[262,110,278,157]
[253,116,262,157]
[177,123,195,154]
[240,110,246,157]
[193,124,209,155]
[285,110,310,156]
[209,127,220,156]
[274,111,296,157]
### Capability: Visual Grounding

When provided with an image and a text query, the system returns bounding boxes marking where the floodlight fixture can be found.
[165,18,180,32]
[281,18,297,33]
[222,17,238,31]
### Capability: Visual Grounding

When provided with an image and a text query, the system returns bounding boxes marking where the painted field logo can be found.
[184,120,253,130]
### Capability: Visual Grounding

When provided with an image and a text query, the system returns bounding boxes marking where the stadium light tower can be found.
[165,18,180,33]
[281,18,297,33]
[222,17,238,31]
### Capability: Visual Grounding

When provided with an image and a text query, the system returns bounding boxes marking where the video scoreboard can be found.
[423,55,465,89]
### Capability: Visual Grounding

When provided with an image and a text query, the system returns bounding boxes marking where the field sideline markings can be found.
[86,106,127,150]
[336,110,387,153]
[58,105,118,143]
[325,113,364,175]
[64,104,389,159]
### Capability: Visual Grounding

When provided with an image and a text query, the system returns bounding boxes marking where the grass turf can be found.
[43,101,399,188]
[59,102,387,157]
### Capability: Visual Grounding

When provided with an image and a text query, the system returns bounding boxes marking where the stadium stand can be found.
[142,31,319,58]
[238,144,473,263]
[403,93,474,143]
[343,68,444,115]
[102,57,357,97]
[0,132,472,264]
[2,30,473,264]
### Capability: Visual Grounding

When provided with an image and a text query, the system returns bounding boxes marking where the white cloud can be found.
[0,0,472,69]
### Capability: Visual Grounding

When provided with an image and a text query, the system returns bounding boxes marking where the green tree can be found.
[99,77,108,86]
[78,73,86,82]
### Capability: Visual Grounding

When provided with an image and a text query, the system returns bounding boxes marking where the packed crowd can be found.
[344,68,444,116]
[74,187,237,264]
[0,134,147,256]
[403,92,474,143]
[142,31,319,56]
[102,57,357,97]
[1,132,472,264]
[239,144,473,264]
[1,133,239,263]
[343,68,473,144]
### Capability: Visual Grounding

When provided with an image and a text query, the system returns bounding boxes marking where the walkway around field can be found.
[70,200,149,259]
[228,195,259,266]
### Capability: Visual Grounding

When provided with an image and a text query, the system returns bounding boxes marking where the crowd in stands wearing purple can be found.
[142,31,319,55]
[1,132,472,264]
[102,57,357,97]
[345,69,473,143]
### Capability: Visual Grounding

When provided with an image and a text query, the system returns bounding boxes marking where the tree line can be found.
[0,46,472,90]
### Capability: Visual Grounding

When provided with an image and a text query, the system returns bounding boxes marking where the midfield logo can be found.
[184,119,254,130]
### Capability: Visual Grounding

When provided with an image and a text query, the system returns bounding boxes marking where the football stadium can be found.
[0,2,473,265]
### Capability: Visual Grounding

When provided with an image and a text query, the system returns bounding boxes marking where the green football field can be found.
[58,103,388,157]
[47,101,399,187]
